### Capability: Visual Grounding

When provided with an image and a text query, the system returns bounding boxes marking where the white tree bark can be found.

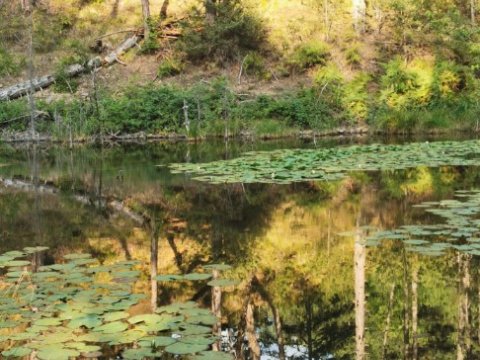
[352,0,366,33]
[354,226,366,360]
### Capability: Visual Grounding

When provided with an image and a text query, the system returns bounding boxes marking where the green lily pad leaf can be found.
[37,348,80,360]
[193,351,235,360]
[93,321,128,334]
[178,324,212,335]
[184,273,213,281]
[156,274,184,282]
[103,311,129,322]
[180,335,217,345]
[127,313,165,325]
[34,317,62,326]
[6,260,31,267]
[64,253,92,260]
[139,335,177,347]
[67,315,102,329]
[207,279,239,287]
[2,347,33,357]
[203,264,232,271]
[186,314,218,326]
[165,342,209,355]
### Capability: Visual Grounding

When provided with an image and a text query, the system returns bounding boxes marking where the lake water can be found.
[1,136,479,359]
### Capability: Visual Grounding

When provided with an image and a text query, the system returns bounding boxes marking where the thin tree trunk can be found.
[382,283,396,360]
[150,221,160,312]
[246,302,260,360]
[211,269,222,351]
[141,0,151,39]
[354,225,366,360]
[235,278,254,360]
[412,263,419,360]
[402,249,410,360]
[25,2,36,137]
[352,0,366,34]
[471,0,476,25]
[457,253,472,360]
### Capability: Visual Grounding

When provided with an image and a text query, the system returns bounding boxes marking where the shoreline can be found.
[0,125,477,145]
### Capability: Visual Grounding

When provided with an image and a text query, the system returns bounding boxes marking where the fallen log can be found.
[0,35,141,102]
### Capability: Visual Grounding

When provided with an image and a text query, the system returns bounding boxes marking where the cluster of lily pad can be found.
[169,140,480,184]
[363,190,480,256]
[0,248,236,359]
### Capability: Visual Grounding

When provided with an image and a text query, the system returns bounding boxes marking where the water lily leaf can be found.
[127,313,165,325]
[165,342,209,355]
[139,335,176,347]
[207,279,239,287]
[2,347,33,357]
[203,264,232,271]
[93,321,128,334]
[192,351,234,360]
[180,335,217,345]
[184,273,212,281]
[37,348,80,360]
[103,311,129,322]
[156,274,184,282]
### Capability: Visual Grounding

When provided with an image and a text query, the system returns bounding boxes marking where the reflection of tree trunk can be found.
[457,253,472,360]
[150,223,160,312]
[402,249,410,360]
[235,278,254,360]
[246,302,260,360]
[212,269,222,351]
[167,233,184,272]
[354,226,366,360]
[305,287,313,360]
[382,283,395,360]
[253,276,286,360]
[412,263,419,360]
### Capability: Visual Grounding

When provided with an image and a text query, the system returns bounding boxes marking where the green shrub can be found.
[242,52,266,78]
[179,0,266,63]
[289,41,330,71]
[157,58,184,78]
[345,43,362,67]
[0,47,24,77]
[344,73,371,122]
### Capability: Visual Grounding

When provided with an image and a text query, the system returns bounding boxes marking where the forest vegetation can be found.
[2,0,480,139]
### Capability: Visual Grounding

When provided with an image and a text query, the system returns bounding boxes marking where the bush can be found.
[179,0,266,63]
[157,58,184,78]
[242,52,266,78]
[345,43,362,67]
[0,47,24,77]
[289,41,330,71]
[344,73,371,122]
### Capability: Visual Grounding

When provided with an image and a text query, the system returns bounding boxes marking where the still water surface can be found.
[1,137,479,359]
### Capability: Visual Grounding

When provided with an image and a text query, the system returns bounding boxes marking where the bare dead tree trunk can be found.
[382,283,396,360]
[412,263,419,360]
[25,2,36,137]
[160,0,169,19]
[471,0,476,25]
[352,0,366,34]
[354,225,366,360]
[246,302,260,360]
[457,253,472,360]
[141,0,151,39]
[211,269,222,351]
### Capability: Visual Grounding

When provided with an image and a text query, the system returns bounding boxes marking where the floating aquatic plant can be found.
[364,190,480,257]
[169,140,480,184]
[0,249,235,359]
